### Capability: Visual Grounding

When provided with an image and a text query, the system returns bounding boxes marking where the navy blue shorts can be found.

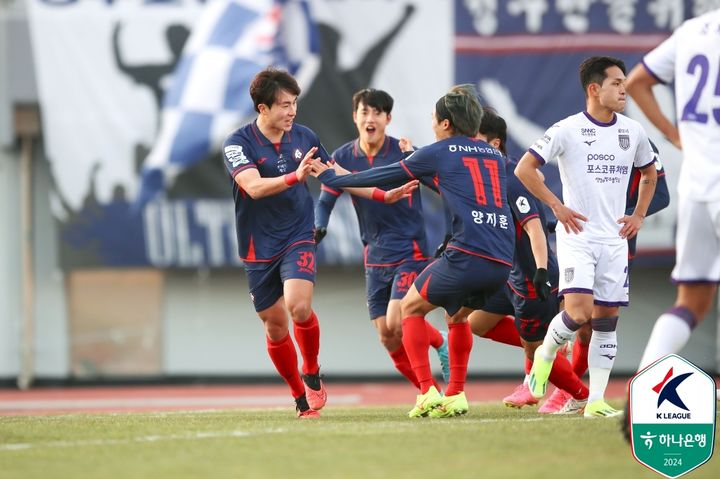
[414,249,510,317]
[244,242,316,312]
[509,287,560,342]
[481,284,515,316]
[365,260,430,320]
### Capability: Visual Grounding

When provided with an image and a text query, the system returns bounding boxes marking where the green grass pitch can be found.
[1,403,717,479]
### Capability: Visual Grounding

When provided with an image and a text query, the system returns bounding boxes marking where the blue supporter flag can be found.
[136,0,318,209]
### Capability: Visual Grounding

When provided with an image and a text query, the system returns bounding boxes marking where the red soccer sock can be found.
[572,339,589,378]
[524,356,532,375]
[389,345,421,389]
[425,321,443,349]
[401,315,434,393]
[293,311,320,375]
[548,351,588,400]
[445,322,473,397]
[266,333,305,398]
[483,315,522,347]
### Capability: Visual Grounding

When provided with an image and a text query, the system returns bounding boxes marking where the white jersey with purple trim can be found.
[529,111,653,243]
[642,9,720,201]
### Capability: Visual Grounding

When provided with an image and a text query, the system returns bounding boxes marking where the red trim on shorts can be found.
[446,245,513,267]
[418,274,432,301]
[240,239,315,263]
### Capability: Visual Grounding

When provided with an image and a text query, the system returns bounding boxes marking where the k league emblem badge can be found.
[627,354,716,478]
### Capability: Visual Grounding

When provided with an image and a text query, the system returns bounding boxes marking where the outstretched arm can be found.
[311,158,414,189]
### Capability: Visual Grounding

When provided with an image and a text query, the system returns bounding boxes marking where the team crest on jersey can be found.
[618,134,630,151]
[564,267,574,283]
[294,148,303,160]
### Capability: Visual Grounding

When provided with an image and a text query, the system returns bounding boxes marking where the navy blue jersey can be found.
[318,136,515,266]
[222,121,330,262]
[318,137,429,266]
[626,156,669,262]
[506,159,559,298]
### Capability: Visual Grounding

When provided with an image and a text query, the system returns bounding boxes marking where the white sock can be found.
[638,310,694,371]
[588,330,617,403]
[539,311,580,361]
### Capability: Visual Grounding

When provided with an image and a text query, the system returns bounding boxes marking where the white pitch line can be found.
[0,394,362,411]
[0,428,287,452]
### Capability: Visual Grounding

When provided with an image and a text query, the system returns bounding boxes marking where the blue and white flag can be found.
[137,0,318,208]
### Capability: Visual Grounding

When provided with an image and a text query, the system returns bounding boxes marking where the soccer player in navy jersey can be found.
[314,89,450,389]
[310,85,515,418]
[464,108,589,413]
[221,69,416,418]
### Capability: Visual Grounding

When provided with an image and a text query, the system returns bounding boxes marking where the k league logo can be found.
[628,354,716,478]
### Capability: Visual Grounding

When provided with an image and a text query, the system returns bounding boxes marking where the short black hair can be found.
[579,56,626,95]
[478,107,507,156]
[435,84,483,137]
[249,68,301,112]
[352,88,394,114]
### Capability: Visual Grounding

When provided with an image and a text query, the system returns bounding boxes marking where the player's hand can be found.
[398,137,414,153]
[617,213,644,239]
[551,203,587,234]
[434,234,452,258]
[297,147,318,182]
[532,267,551,301]
[384,180,419,203]
[308,157,330,177]
[314,227,327,244]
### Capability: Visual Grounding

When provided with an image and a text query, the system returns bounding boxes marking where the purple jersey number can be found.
[681,54,720,124]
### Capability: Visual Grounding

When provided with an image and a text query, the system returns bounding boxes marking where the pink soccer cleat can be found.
[302,370,327,410]
[538,387,572,414]
[502,383,539,408]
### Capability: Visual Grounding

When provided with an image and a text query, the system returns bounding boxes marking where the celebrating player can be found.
[311,85,515,418]
[314,88,450,389]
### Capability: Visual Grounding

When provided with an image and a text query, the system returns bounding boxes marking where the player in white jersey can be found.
[515,56,657,418]
[626,9,720,372]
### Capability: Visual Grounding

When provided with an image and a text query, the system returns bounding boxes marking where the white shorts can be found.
[556,232,629,306]
[672,196,720,283]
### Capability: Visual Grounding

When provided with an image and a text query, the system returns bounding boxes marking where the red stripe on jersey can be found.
[399,160,416,179]
[246,236,256,261]
[412,240,425,261]
[367,155,374,167]
[518,213,539,227]
[321,184,342,196]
